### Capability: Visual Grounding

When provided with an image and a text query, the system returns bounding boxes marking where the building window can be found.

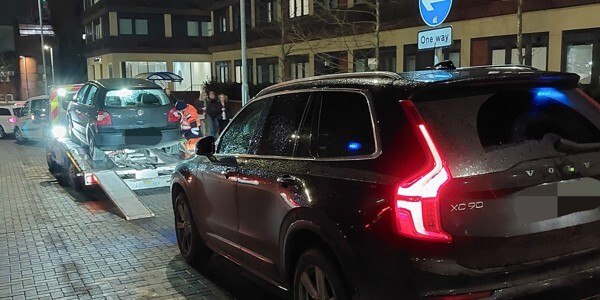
[94,20,102,40]
[173,62,212,91]
[289,55,309,79]
[562,29,600,86]
[566,45,593,84]
[135,19,148,35]
[187,21,199,37]
[216,61,230,83]
[315,0,338,12]
[122,61,167,78]
[257,58,279,84]
[256,0,276,24]
[119,19,133,35]
[471,33,548,70]
[119,18,149,35]
[315,51,348,75]
[404,41,461,71]
[201,22,213,37]
[234,59,254,84]
[289,0,309,18]
[353,47,396,72]
[215,9,228,33]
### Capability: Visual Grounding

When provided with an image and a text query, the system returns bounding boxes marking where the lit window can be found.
[135,19,148,35]
[119,19,133,35]
[187,21,200,37]
[567,44,594,84]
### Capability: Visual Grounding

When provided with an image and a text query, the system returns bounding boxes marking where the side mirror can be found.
[196,136,217,161]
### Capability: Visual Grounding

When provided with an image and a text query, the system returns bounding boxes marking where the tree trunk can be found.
[516,0,524,65]
[375,0,380,71]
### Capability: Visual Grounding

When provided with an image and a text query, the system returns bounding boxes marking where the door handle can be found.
[221,169,236,180]
[277,175,298,187]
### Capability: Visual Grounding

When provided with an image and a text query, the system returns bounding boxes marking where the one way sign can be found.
[419,0,453,27]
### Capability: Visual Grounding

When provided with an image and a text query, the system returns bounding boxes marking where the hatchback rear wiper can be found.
[554,137,600,154]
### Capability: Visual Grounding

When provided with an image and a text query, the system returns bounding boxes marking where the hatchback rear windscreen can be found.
[414,87,600,178]
[104,89,170,107]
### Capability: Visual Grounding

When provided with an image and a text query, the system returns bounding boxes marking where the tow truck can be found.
[45,80,183,220]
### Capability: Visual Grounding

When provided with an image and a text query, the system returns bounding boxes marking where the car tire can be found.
[46,148,59,175]
[0,126,5,139]
[14,127,25,143]
[293,248,350,300]
[88,134,105,161]
[66,158,83,191]
[174,192,212,266]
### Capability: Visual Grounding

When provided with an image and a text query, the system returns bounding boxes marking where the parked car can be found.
[171,65,600,299]
[67,79,180,160]
[0,105,19,138]
[14,95,50,143]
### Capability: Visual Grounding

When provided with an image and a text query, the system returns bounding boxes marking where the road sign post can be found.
[418,0,453,66]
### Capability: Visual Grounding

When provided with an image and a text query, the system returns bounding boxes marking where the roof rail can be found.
[256,71,401,97]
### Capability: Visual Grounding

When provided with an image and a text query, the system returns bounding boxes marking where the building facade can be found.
[83,0,600,89]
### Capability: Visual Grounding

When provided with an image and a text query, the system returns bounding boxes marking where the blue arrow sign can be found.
[419,0,452,27]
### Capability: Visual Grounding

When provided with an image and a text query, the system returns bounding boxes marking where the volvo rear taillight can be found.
[8,117,16,123]
[168,108,179,123]
[96,110,112,126]
[394,101,452,243]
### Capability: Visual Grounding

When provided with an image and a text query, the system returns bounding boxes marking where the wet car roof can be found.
[91,78,161,90]
[255,65,580,99]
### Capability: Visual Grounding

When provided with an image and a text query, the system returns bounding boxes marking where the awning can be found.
[134,72,183,83]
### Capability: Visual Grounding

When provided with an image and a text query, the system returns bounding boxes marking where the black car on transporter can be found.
[67,79,180,160]
[171,65,600,299]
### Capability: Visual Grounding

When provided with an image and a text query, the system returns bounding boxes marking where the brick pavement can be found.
[0,139,238,300]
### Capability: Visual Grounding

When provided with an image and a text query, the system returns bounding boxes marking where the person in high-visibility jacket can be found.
[174,100,203,152]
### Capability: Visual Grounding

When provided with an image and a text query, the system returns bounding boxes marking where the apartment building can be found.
[83,0,600,88]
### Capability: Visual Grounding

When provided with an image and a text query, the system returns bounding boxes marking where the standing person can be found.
[165,87,178,105]
[193,91,208,136]
[218,94,232,134]
[205,90,223,137]
[174,100,202,152]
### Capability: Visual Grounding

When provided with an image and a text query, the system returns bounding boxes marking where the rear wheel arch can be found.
[281,214,359,296]
[171,182,185,206]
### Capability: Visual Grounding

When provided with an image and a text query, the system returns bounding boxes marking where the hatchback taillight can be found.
[96,110,112,126]
[8,117,16,123]
[168,108,179,123]
[393,101,452,243]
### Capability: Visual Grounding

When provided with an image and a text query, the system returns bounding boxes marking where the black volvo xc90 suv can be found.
[171,65,600,299]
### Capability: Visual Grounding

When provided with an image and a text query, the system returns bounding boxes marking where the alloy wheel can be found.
[14,128,23,142]
[298,265,336,300]
[175,201,193,255]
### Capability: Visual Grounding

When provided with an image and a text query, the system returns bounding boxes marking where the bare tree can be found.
[516,0,524,65]
[0,53,15,103]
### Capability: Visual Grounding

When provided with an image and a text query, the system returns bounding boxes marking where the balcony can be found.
[84,36,213,57]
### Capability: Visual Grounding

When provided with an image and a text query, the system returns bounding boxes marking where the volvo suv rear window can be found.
[104,89,170,107]
[414,87,600,178]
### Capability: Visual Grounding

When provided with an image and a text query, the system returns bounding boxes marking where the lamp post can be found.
[37,0,48,94]
[44,45,55,86]
[240,0,249,105]
[20,56,29,100]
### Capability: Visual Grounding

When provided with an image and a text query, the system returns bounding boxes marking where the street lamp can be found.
[20,56,29,100]
[37,0,48,94]
[44,45,55,87]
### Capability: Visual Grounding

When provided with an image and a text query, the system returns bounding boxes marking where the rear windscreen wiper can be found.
[554,137,600,154]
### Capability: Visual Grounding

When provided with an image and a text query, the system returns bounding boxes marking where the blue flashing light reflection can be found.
[532,87,570,105]
[347,142,362,151]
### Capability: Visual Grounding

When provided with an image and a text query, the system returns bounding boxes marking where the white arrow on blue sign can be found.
[419,0,453,27]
